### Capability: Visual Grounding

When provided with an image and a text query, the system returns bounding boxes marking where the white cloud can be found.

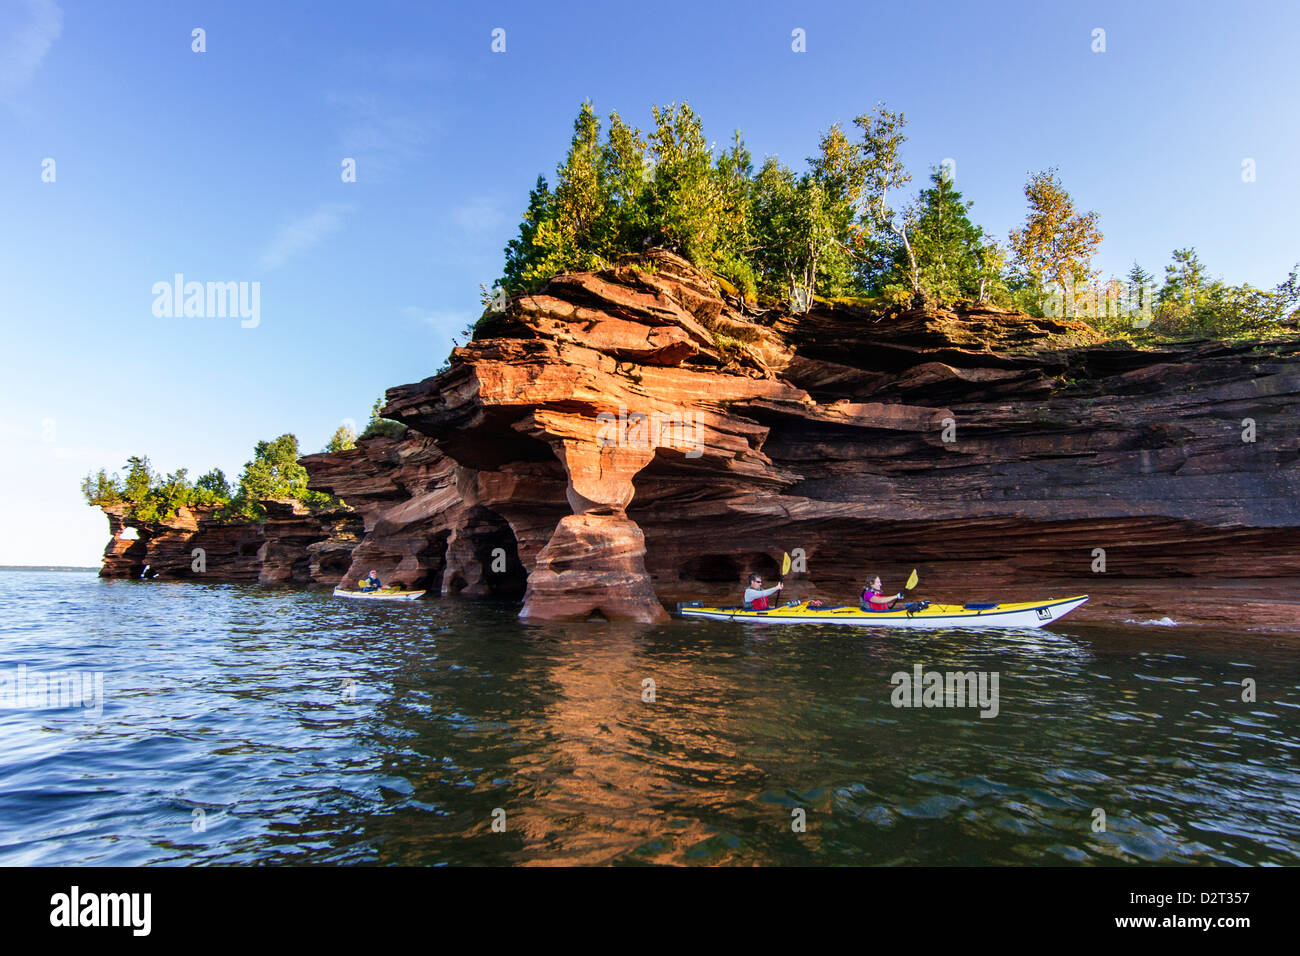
[51,444,96,460]
[451,197,507,234]
[258,203,353,271]
[0,0,62,103]
[401,306,476,332]
[329,92,430,180]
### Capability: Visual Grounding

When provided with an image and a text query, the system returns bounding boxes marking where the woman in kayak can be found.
[861,574,904,611]
[743,573,783,610]
[361,570,382,592]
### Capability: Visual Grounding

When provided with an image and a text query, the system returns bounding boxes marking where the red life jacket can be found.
[748,594,770,610]
[862,588,890,611]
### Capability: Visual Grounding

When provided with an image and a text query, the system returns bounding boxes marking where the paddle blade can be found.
[905,569,919,590]
[781,552,791,576]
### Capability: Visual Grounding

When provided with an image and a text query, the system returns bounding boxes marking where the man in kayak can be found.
[743,573,783,610]
[360,569,382,592]
[861,574,904,611]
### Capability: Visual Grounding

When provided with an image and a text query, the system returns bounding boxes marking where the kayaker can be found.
[861,575,903,611]
[743,573,782,610]
[361,570,382,592]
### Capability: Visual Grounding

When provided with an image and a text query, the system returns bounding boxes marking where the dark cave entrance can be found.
[412,530,453,594]
[443,507,528,600]
[316,549,353,579]
[678,551,780,585]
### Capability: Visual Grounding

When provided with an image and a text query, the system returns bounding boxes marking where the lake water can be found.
[1,570,1297,865]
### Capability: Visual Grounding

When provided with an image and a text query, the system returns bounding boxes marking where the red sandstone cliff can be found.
[373,250,1300,627]
[96,249,1300,630]
[97,500,359,586]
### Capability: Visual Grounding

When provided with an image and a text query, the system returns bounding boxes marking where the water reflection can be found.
[1,572,1298,865]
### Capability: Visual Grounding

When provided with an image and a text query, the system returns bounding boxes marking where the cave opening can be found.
[411,530,452,594]
[678,551,780,585]
[442,507,528,600]
[316,550,352,578]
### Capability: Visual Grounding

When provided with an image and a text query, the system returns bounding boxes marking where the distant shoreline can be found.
[0,566,98,573]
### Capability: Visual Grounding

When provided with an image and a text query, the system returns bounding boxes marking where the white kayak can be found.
[677,595,1089,629]
[333,587,427,601]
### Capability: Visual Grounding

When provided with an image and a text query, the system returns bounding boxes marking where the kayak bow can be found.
[676,595,1088,629]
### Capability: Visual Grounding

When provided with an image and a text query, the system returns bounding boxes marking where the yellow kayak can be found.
[676,596,1088,629]
[333,587,426,602]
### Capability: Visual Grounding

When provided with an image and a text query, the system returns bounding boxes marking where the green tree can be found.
[549,100,610,267]
[602,111,652,254]
[1274,264,1300,324]
[1008,167,1103,317]
[747,157,805,299]
[1127,262,1155,316]
[325,423,357,453]
[122,456,155,504]
[803,122,867,301]
[854,104,919,300]
[904,168,990,305]
[502,102,613,290]
[81,468,122,506]
[645,102,725,265]
[501,175,552,291]
[1158,247,1208,314]
[228,434,333,518]
[975,239,1009,305]
[193,468,233,504]
[155,469,193,519]
[712,129,757,295]
[359,396,406,440]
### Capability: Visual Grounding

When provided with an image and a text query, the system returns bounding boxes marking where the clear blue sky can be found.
[3,0,1298,564]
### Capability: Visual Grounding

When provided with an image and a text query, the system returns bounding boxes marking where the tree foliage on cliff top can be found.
[358,396,406,440]
[495,101,1299,341]
[83,435,341,526]
[497,100,1018,312]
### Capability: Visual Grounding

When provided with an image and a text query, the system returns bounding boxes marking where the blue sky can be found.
[2,0,1298,564]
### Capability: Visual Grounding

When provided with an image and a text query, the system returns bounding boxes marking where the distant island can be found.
[0,566,100,573]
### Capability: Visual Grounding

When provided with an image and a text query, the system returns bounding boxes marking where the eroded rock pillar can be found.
[520,434,669,623]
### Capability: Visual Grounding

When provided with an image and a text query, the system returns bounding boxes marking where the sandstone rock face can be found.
[93,249,1300,629]
[378,249,1300,627]
[301,435,535,599]
[98,503,266,582]
[521,513,667,623]
[97,500,355,585]
[258,500,362,585]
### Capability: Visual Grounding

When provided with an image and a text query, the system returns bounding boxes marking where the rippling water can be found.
[1,570,1297,865]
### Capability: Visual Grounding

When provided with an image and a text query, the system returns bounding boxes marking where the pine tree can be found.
[905,168,989,305]
[645,102,725,265]
[1126,262,1154,316]
[501,175,552,291]
[1159,247,1208,311]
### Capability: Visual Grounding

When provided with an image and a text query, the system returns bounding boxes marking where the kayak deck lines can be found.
[676,595,1089,629]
